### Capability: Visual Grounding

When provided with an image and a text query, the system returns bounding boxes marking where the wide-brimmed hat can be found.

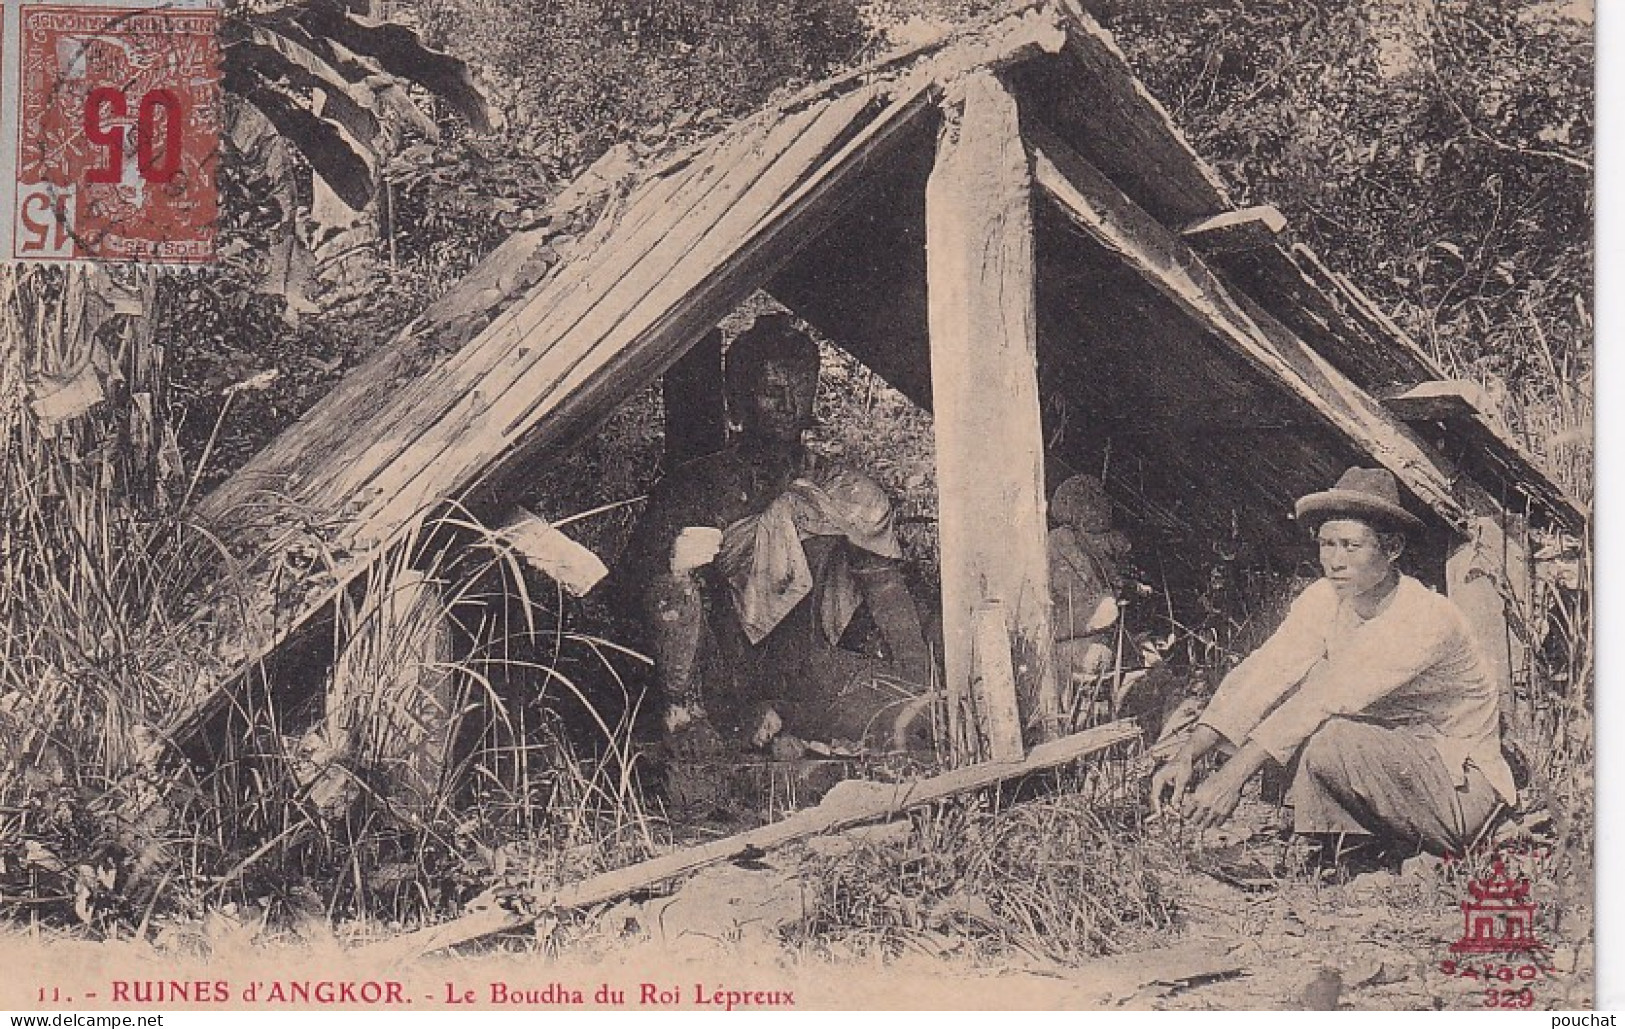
[1294,467,1423,532]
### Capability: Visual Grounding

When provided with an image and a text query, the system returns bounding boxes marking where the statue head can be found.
[725,314,820,443]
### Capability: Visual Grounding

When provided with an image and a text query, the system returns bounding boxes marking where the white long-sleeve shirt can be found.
[1199,575,1516,803]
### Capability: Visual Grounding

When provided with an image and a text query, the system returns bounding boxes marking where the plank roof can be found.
[170,0,1583,740]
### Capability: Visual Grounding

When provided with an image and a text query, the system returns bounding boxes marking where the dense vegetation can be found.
[1102,0,1592,496]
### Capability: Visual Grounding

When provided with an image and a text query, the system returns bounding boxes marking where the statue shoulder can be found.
[816,461,895,513]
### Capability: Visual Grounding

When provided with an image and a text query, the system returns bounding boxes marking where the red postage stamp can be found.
[9,1,221,263]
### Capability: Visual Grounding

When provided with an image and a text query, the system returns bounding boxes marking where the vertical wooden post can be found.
[315,567,458,819]
[926,71,1056,747]
[1502,512,1533,689]
[1446,507,1526,712]
[970,602,1026,763]
[661,328,727,471]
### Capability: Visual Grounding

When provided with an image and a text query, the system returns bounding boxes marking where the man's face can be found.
[1316,518,1398,600]
[739,360,817,443]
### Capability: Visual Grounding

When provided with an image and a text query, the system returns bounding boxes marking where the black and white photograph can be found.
[0,0,1597,1012]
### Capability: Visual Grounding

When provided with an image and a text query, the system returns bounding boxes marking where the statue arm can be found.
[645,571,706,716]
[625,471,714,727]
[853,557,932,687]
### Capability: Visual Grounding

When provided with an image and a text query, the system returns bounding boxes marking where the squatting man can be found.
[620,314,932,757]
[1150,467,1514,860]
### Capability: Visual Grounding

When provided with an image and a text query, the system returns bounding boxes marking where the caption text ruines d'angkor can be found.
[92,979,793,1010]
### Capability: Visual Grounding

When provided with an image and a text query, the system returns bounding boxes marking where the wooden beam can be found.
[970,602,1026,763]
[660,327,726,470]
[191,140,639,531]
[1001,0,1233,226]
[927,71,1058,746]
[1182,205,1287,255]
[1453,418,1586,533]
[1385,382,1584,531]
[1026,124,1469,532]
[1184,239,1438,394]
[364,718,1141,962]
[1382,379,1493,423]
[1446,502,1531,710]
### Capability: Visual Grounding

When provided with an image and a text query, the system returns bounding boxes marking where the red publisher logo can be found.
[1450,859,1546,955]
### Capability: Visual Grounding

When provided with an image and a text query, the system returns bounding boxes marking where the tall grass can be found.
[786,752,1172,963]
[0,265,667,934]
[0,265,208,927]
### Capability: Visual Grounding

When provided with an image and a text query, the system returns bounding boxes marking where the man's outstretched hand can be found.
[1184,769,1246,830]
[1172,738,1271,831]
[1149,754,1242,829]
[1148,724,1263,831]
[1150,752,1195,818]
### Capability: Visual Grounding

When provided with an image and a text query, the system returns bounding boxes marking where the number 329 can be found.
[1484,987,1534,1008]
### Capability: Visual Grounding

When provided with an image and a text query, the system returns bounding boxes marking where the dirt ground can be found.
[553,792,1595,1011]
[0,774,1593,1013]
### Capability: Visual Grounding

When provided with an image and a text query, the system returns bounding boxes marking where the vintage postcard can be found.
[0,0,1597,1013]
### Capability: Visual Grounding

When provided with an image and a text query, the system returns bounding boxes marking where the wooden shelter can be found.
[174,0,1583,766]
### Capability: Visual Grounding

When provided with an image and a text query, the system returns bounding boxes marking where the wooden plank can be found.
[349,92,871,542]
[194,224,559,523]
[997,0,1232,226]
[1452,417,1586,532]
[1384,381,1585,530]
[333,144,714,478]
[322,120,787,527]
[501,98,873,441]
[1182,205,1287,254]
[927,72,1057,745]
[1382,379,1493,423]
[1026,125,1469,532]
[1194,242,1437,392]
[1314,250,1445,371]
[365,718,1142,962]
[265,144,720,524]
[739,0,1062,125]
[194,141,662,528]
[970,602,1026,763]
